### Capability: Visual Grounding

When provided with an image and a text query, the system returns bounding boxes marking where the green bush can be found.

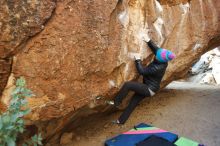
[0,77,42,146]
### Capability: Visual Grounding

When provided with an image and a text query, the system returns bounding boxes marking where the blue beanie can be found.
[156,48,175,62]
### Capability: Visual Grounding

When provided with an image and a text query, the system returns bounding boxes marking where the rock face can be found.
[188,47,220,85]
[1,0,220,139]
[0,0,56,96]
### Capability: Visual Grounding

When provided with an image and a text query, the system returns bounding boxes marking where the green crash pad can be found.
[175,137,199,146]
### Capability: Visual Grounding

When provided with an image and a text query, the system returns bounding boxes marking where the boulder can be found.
[211,56,220,85]
[1,0,220,139]
[188,48,220,85]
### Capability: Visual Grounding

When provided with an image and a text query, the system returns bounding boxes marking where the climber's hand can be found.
[141,29,150,42]
[142,33,150,42]
[135,58,141,63]
[133,54,141,61]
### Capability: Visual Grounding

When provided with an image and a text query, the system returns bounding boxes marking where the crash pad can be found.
[174,137,201,146]
[105,123,178,146]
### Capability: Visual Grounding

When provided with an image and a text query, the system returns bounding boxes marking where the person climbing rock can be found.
[107,33,176,124]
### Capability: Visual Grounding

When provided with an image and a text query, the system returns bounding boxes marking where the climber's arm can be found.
[135,60,166,76]
[146,40,160,55]
[142,33,160,55]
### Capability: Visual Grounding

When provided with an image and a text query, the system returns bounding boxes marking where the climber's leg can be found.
[118,93,150,124]
[114,81,150,106]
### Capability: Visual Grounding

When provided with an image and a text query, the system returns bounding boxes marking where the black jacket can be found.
[135,40,168,92]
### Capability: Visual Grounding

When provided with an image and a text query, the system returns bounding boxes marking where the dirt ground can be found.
[49,81,220,146]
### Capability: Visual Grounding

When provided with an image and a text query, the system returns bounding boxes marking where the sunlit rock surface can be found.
[188,48,220,85]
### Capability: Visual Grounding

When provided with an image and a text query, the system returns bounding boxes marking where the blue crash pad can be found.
[105,123,178,146]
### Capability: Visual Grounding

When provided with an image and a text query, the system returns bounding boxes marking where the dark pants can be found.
[114,81,151,124]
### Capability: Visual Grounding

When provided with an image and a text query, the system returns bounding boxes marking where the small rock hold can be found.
[22,22,28,26]
[76,136,81,141]
[60,132,73,145]
[104,123,109,128]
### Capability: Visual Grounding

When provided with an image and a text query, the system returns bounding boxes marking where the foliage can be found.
[0,77,42,146]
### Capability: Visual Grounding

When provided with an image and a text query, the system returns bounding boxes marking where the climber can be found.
[106,33,176,124]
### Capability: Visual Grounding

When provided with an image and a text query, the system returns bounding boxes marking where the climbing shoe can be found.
[111,119,121,125]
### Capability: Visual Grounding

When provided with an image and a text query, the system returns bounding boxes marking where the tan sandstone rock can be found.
[0,0,56,98]
[1,0,220,139]
[60,132,73,145]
